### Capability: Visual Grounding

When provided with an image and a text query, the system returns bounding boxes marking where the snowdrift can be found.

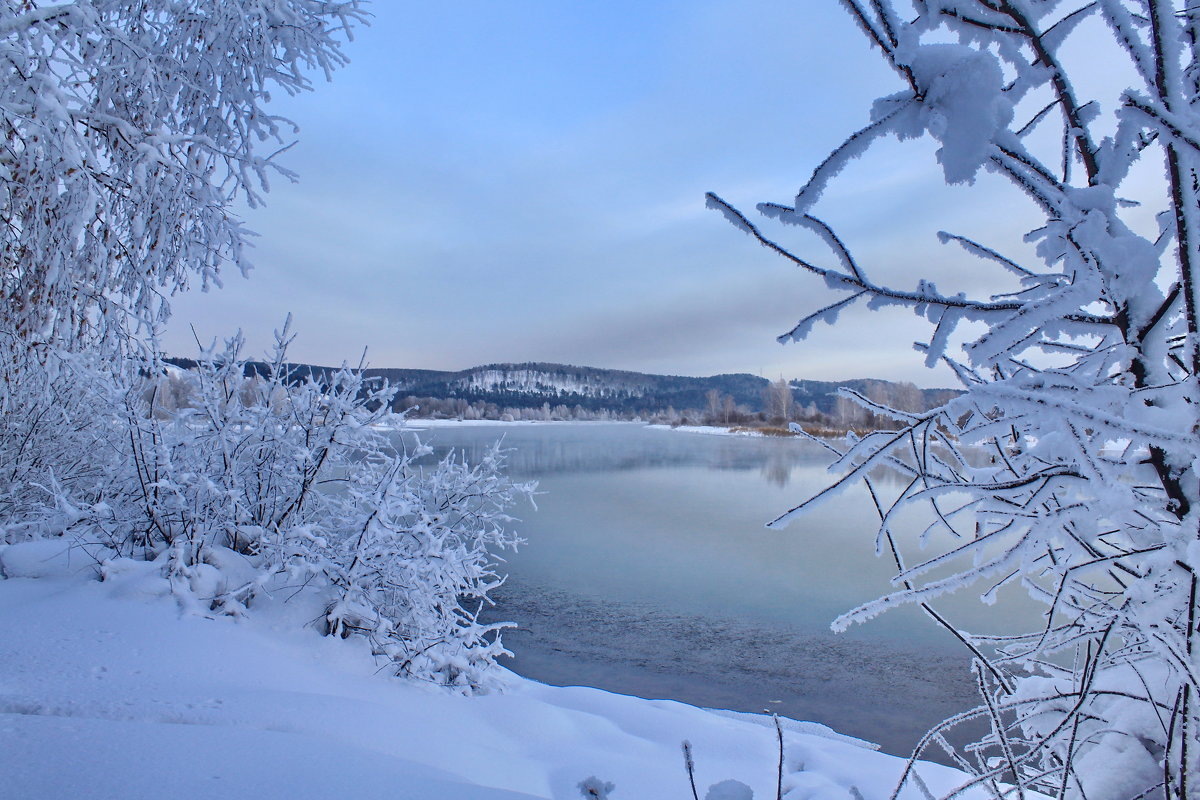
[0,541,1004,799]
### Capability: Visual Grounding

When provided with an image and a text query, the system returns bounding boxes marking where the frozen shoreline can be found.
[395,419,642,430]
[646,423,769,437]
[0,540,1001,800]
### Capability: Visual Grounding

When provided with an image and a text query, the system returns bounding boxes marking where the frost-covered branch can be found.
[707,191,1113,362]
[0,0,367,349]
[713,2,1200,797]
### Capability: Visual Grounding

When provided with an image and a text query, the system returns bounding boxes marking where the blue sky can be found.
[160,1,1044,387]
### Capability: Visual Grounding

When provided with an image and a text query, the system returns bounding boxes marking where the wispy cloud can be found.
[162,1,1043,388]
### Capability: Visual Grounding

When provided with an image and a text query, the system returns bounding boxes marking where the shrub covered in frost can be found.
[0,321,530,690]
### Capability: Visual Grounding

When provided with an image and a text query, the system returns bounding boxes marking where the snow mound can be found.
[0,538,97,579]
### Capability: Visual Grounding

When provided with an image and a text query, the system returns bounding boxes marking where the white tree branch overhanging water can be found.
[711,2,1200,797]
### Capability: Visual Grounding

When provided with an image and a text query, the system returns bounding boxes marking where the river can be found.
[403,421,1035,758]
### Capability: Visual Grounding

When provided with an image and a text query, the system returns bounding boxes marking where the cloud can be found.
[161,1,1045,390]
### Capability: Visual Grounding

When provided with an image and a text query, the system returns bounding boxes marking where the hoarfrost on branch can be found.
[711,2,1200,797]
[0,0,365,346]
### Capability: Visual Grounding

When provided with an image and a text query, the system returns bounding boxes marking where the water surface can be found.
[406,422,1034,757]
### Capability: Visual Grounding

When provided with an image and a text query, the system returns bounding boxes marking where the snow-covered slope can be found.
[452,367,648,400]
[0,541,1000,800]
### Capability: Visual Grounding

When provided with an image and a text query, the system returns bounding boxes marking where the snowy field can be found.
[0,540,1006,800]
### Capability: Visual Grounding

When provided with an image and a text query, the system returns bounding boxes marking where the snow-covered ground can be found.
[646,424,777,438]
[397,419,639,430]
[402,418,558,429]
[0,540,1000,800]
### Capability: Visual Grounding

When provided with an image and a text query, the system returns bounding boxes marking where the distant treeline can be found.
[162,358,957,429]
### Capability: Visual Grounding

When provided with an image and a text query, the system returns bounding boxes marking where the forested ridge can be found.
[165,358,956,419]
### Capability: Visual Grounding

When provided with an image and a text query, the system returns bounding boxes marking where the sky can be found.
[159,1,1093,387]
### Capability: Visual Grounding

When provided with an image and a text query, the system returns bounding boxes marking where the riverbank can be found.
[0,540,1001,799]
[397,417,897,438]
[647,423,870,438]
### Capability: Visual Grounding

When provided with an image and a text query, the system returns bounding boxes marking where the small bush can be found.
[0,321,531,691]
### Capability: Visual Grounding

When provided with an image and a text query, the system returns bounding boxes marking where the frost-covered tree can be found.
[0,3,533,690]
[321,437,530,687]
[0,0,365,347]
[764,378,794,425]
[709,2,1199,797]
[0,0,368,554]
[0,0,367,513]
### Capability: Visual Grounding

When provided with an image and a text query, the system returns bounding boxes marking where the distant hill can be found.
[366,362,768,415]
[372,362,958,416]
[166,358,957,418]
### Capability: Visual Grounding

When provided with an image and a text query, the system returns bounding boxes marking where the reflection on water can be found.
[401,422,1030,759]
[404,424,819,481]
[759,447,796,487]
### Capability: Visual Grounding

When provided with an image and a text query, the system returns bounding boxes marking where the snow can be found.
[454,368,647,399]
[0,541,1002,800]
[405,419,561,429]
[890,43,1013,185]
[646,424,773,438]
[705,780,755,800]
[396,420,645,431]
